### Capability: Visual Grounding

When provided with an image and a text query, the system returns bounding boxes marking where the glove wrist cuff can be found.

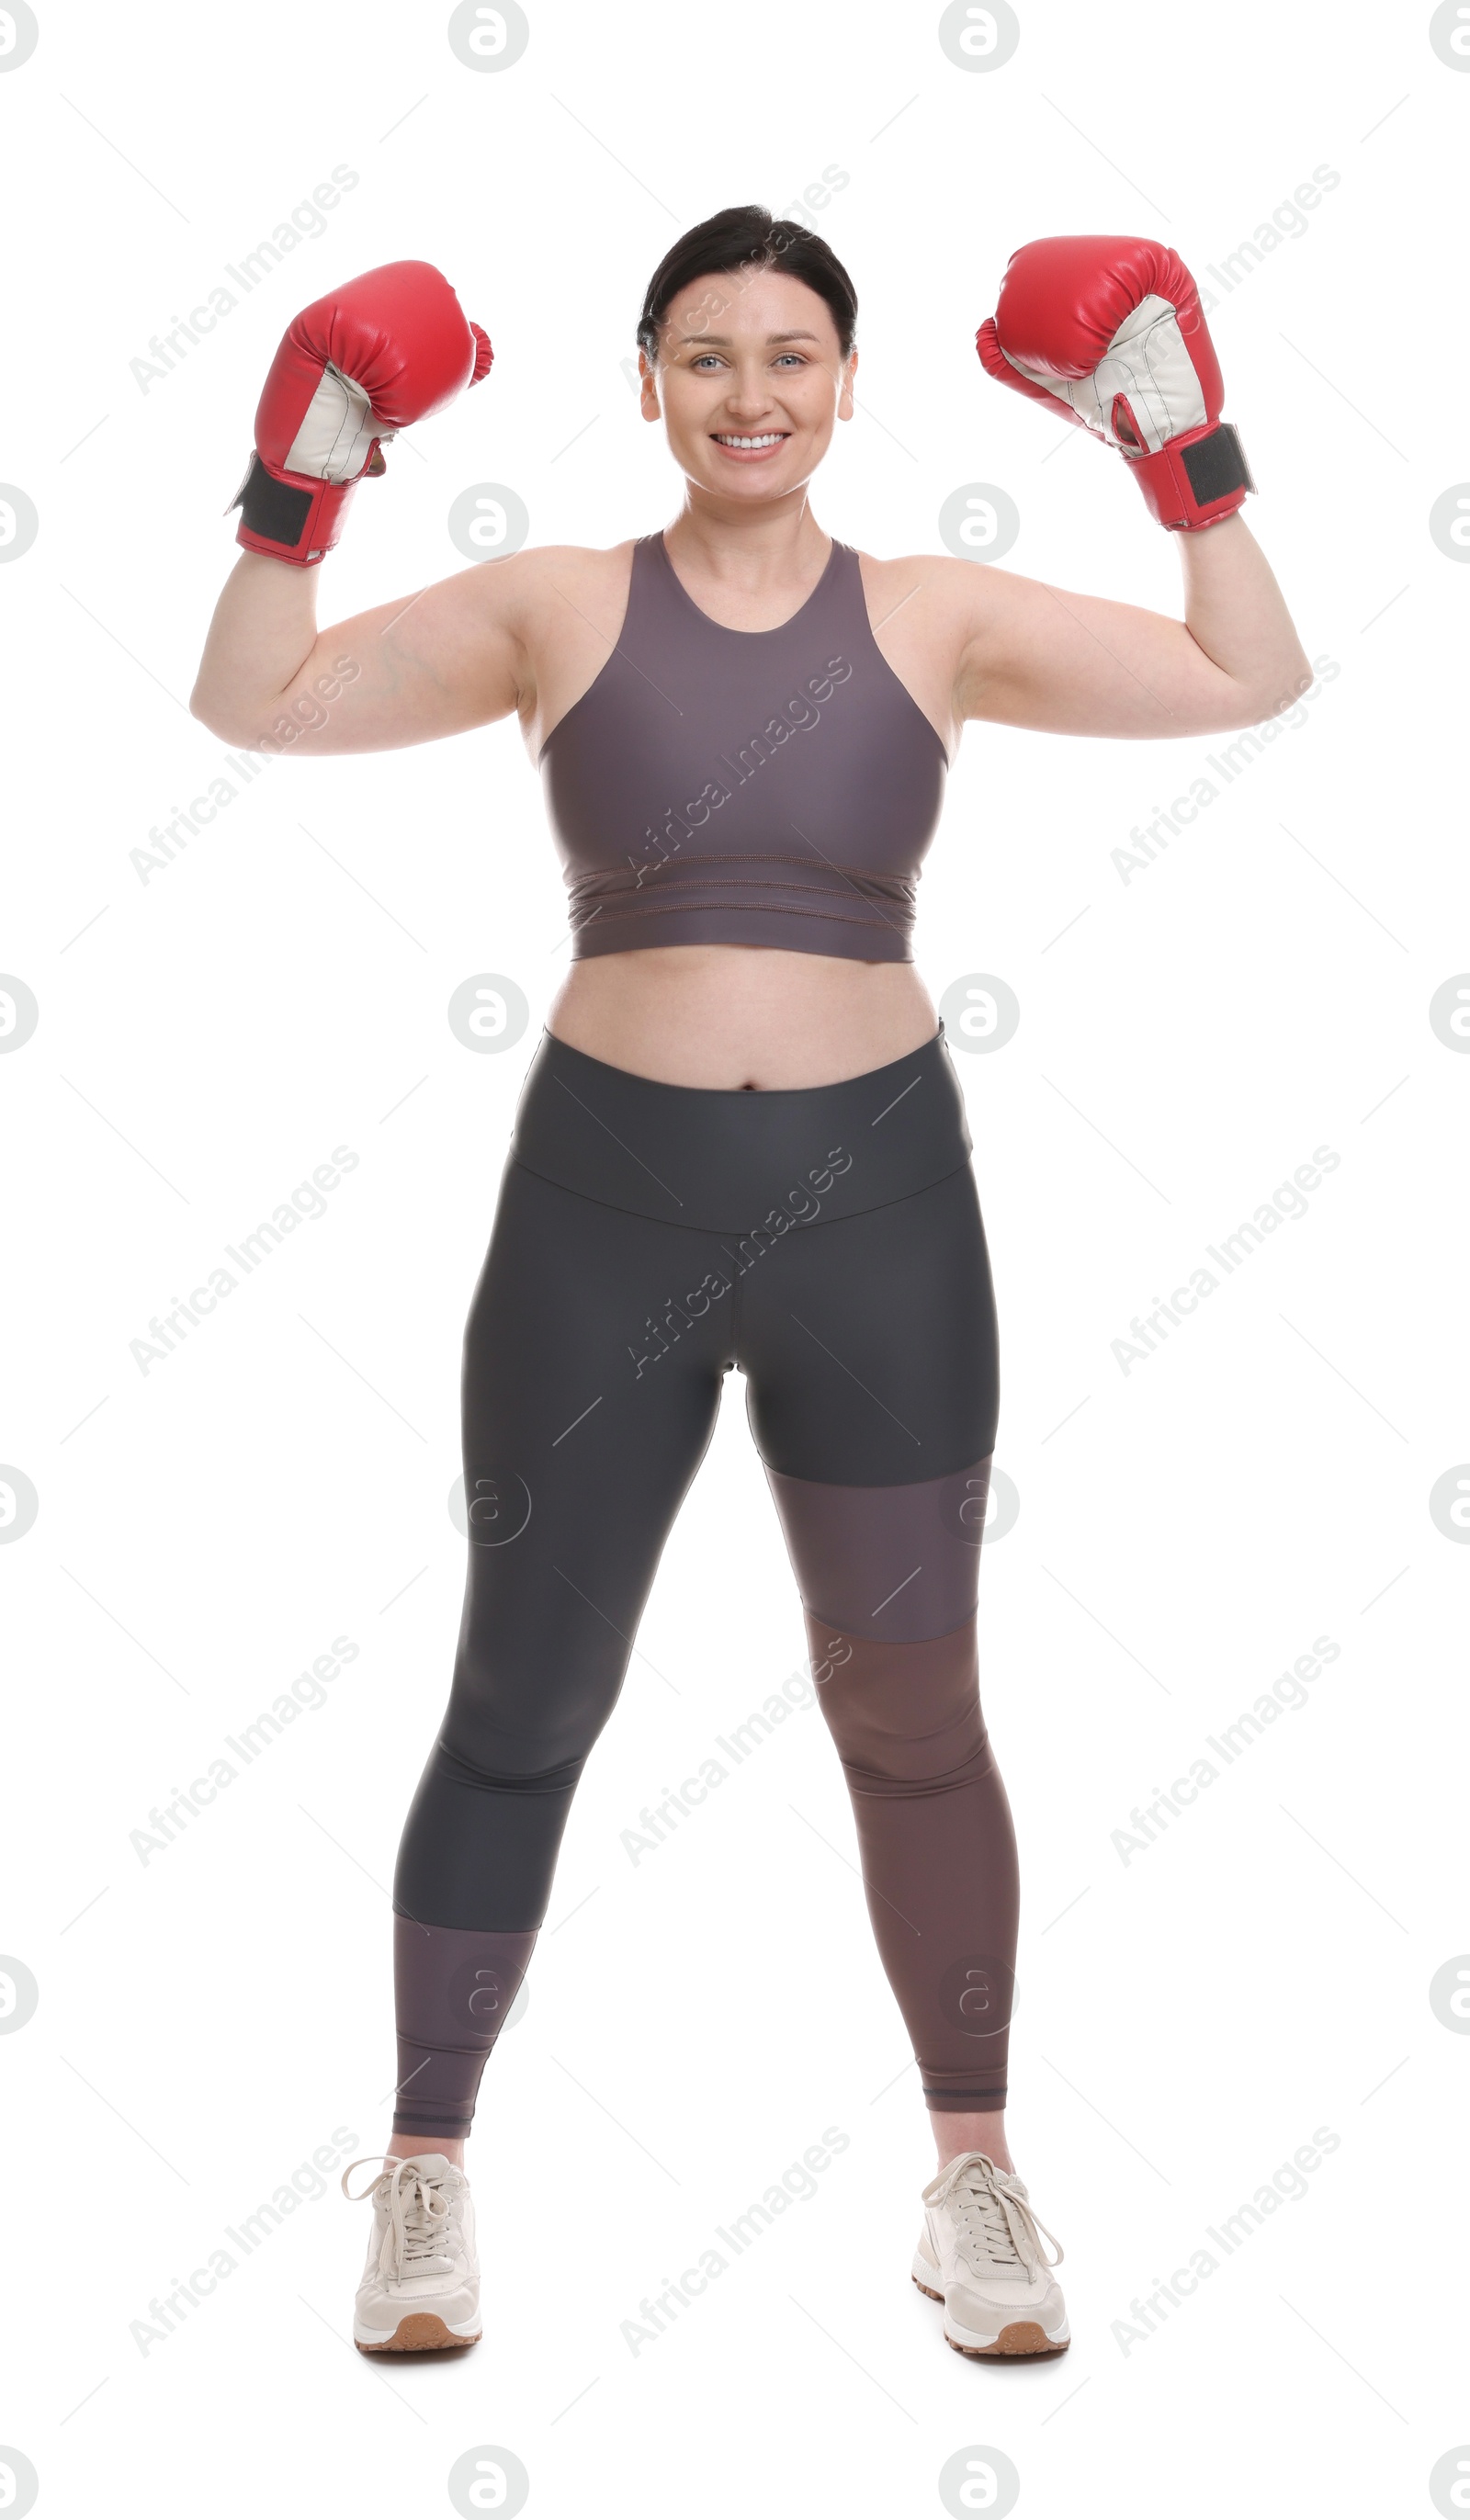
[1125,421,1255,532]
[230,453,357,567]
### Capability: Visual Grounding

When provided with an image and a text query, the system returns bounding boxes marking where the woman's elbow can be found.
[188,677,279,751]
[189,678,243,742]
[1224,644,1316,731]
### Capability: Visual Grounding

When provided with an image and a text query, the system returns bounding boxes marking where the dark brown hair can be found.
[637,203,857,365]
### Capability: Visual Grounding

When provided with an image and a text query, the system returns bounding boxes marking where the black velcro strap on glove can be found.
[1180,423,1255,510]
[232,453,314,549]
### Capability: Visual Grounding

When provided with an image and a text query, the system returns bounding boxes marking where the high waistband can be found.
[507,1025,973,1231]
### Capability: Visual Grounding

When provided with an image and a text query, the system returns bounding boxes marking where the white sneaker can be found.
[342,2153,481,2352]
[912,2150,1069,2358]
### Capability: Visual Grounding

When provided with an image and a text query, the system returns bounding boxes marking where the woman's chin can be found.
[680,452,816,499]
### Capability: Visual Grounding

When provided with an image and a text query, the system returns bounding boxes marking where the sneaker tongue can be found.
[957,2166,1023,2264]
[392,2156,457,2270]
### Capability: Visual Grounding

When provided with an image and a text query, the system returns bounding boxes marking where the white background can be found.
[2,1,1466,2514]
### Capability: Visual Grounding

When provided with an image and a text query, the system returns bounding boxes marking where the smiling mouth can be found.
[711,431,789,451]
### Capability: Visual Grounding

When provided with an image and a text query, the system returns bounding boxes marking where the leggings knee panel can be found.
[802,1612,1017,2114]
[809,1620,992,1788]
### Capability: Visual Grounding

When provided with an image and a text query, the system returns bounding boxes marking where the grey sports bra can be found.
[539,531,948,962]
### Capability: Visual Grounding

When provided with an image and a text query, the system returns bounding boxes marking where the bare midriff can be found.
[546,944,939,1090]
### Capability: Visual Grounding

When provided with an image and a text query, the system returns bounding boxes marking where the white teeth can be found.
[717,433,785,448]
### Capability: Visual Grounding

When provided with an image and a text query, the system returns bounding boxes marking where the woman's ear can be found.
[639,345,662,423]
[838,346,858,422]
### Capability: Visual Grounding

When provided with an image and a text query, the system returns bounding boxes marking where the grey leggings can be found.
[391,1025,1017,2134]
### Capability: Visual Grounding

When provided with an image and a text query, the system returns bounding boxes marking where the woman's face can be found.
[640,263,855,502]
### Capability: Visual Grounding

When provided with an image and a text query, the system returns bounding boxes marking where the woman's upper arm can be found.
[230,549,539,757]
[955,561,1260,740]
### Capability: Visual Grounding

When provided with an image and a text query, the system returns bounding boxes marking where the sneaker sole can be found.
[911,2261,1069,2360]
[355,2313,481,2354]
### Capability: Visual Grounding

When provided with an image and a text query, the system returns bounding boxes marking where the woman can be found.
[190,207,1309,2362]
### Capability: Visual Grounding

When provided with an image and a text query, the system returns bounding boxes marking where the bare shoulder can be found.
[854,547,975,600]
[854,546,1012,638]
[453,538,638,644]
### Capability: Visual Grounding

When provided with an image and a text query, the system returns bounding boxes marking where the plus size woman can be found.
[190,205,1309,2360]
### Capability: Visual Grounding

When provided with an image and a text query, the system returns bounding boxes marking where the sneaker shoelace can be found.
[342,2155,458,2281]
[924,2151,1064,2277]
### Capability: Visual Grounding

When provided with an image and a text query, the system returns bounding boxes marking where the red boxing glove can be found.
[230,260,493,565]
[977,237,1254,531]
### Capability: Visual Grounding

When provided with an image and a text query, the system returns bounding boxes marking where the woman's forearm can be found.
[1178,514,1312,717]
[189,551,322,743]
